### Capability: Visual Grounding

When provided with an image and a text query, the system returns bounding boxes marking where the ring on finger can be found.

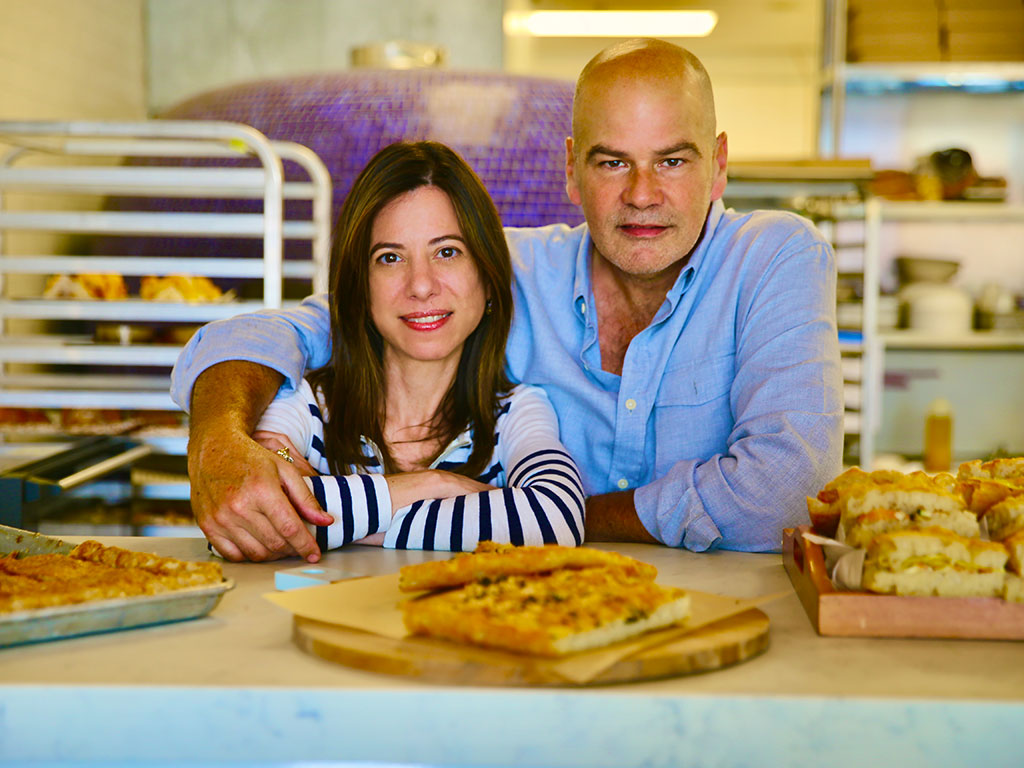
[275,446,294,464]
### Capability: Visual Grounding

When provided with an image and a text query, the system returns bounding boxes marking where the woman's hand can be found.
[253,430,318,477]
[385,469,496,511]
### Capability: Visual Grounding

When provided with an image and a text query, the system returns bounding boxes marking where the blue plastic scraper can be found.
[274,566,361,591]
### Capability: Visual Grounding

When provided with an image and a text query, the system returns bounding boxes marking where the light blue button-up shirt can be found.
[172,200,843,552]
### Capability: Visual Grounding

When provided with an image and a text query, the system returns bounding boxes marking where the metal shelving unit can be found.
[819,0,1024,156]
[850,198,1024,467]
[0,120,332,444]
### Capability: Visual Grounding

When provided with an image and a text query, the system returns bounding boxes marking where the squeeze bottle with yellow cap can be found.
[924,398,953,472]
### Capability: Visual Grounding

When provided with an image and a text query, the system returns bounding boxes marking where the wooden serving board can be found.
[293,608,770,687]
[783,526,1024,639]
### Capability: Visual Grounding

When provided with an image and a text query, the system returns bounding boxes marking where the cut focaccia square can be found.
[984,495,1024,541]
[862,528,1008,598]
[958,457,1024,481]
[401,566,690,657]
[398,541,657,593]
[957,458,1024,515]
[1005,531,1024,575]
[808,467,980,546]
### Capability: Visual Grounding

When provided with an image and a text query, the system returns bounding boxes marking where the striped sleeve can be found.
[383,385,586,551]
[304,473,392,548]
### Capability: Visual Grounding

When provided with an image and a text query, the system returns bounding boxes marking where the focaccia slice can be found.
[957,458,1024,515]
[862,528,1008,598]
[807,466,975,544]
[983,495,1024,541]
[398,541,657,593]
[70,540,222,588]
[401,566,690,657]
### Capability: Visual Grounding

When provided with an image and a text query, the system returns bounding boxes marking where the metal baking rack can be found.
[0,121,331,525]
[0,120,331,443]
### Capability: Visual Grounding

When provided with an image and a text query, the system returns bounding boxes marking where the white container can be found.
[899,282,974,335]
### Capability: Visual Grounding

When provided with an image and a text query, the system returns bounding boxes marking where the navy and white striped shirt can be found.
[256,381,585,551]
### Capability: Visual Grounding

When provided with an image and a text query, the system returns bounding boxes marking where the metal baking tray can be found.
[0,524,233,648]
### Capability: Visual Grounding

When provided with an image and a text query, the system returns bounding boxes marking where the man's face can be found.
[565,72,727,279]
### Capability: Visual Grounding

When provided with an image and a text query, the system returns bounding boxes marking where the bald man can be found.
[173,39,843,562]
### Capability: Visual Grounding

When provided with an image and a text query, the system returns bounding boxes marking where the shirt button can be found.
[625,398,637,411]
[617,478,629,489]
[580,301,587,314]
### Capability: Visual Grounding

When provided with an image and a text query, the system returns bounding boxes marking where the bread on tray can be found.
[806,466,977,547]
[957,458,1024,516]
[806,458,1024,603]
[0,540,223,613]
[862,528,1008,598]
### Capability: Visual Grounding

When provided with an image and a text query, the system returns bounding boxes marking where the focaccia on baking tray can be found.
[0,539,223,613]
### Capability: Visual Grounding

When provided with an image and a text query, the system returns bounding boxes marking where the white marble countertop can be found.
[2,536,1023,767]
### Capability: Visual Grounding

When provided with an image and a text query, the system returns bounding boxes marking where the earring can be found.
[485,299,493,315]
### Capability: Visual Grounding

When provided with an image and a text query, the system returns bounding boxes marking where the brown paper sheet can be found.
[264,575,787,684]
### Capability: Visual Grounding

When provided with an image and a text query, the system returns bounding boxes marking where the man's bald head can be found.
[572,38,717,148]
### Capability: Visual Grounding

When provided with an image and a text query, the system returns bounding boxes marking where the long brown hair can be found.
[308,141,513,477]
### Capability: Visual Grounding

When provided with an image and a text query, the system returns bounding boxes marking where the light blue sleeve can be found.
[635,236,844,553]
[169,293,332,411]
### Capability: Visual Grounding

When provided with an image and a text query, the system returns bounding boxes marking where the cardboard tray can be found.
[783,526,1024,640]
[0,524,232,648]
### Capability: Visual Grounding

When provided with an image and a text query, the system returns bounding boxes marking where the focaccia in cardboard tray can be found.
[399,542,689,657]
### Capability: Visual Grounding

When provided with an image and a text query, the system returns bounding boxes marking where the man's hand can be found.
[186,361,333,563]
[189,425,334,562]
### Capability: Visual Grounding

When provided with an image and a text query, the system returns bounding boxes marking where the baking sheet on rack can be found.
[0,524,232,648]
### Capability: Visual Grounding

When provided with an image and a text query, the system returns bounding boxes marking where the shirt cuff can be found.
[634,473,723,551]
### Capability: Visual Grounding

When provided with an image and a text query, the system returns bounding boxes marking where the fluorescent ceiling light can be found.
[503,10,718,38]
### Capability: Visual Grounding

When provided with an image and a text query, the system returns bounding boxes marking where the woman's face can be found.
[368,185,487,371]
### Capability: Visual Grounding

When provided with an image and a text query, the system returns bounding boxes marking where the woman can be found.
[253,141,584,551]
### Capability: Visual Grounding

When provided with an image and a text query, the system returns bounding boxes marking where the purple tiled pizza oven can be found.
[99,70,582,284]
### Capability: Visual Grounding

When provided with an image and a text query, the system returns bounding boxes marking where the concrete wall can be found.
[0,0,146,121]
[0,0,147,302]
[145,0,504,114]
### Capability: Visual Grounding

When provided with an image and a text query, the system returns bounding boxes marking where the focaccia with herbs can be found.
[401,564,690,657]
[398,540,657,593]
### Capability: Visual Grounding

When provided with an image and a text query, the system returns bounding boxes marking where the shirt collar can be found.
[572,199,726,319]
[359,427,473,466]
